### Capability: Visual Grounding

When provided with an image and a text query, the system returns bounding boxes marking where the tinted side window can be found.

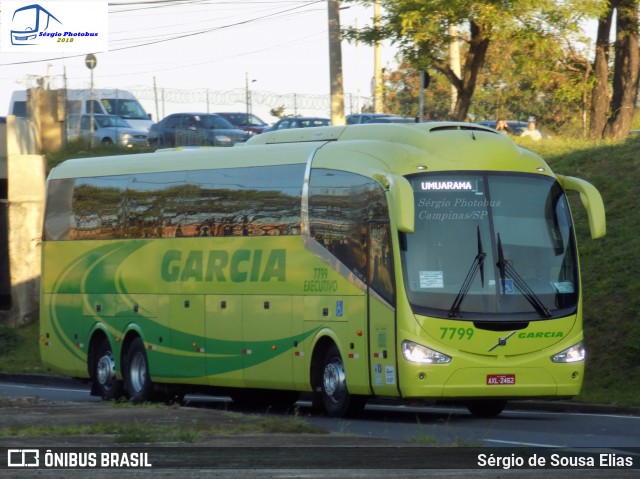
[125,172,187,238]
[66,176,128,240]
[85,100,104,115]
[165,116,181,128]
[44,164,305,241]
[182,164,304,237]
[308,169,389,284]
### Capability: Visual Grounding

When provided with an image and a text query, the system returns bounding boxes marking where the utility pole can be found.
[245,73,256,117]
[153,76,159,121]
[373,0,383,113]
[328,0,345,125]
[85,54,97,148]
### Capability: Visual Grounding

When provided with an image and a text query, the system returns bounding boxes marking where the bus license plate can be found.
[487,374,515,385]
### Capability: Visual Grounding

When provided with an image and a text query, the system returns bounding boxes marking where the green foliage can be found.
[517,134,640,402]
[269,106,286,119]
[348,0,609,131]
[0,321,43,373]
[0,406,324,443]
[0,326,20,353]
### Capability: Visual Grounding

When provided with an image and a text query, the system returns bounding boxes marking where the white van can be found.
[8,89,153,131]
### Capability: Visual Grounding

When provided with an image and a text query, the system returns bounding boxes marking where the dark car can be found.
[215,112,268,134]
[148,113,252,148]
[263,117,330,133]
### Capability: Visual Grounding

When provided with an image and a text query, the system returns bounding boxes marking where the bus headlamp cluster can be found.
[402,340,451,364]
[551,341,586,363]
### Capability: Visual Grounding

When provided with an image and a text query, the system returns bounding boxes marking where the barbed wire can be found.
[17,75,374,116]
[127,86,372,113]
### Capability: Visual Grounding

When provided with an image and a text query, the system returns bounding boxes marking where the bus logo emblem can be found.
[488,331,516,352]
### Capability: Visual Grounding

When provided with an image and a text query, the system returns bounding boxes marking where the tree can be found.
[590,0,639,140]
[269,106,286,119]
[346,0,602,122]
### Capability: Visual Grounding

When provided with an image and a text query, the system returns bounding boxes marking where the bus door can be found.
[367,221,400,397]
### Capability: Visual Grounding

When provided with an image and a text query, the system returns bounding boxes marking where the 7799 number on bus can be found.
[486,374,516,385]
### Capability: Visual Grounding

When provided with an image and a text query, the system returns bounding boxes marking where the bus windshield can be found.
[401,172,578,321]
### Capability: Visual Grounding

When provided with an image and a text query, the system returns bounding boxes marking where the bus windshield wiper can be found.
[448,226,486,318]
[496,234,552,318]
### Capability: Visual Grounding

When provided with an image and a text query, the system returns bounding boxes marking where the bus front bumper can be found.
[399,363,584,399]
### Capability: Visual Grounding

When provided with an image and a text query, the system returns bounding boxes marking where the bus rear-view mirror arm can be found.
[375,174,415,233]
[557,174,606,239]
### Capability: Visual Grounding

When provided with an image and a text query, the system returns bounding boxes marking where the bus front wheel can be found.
[319,344,366,418]
[124,337,154,403]
[91,338,123,400]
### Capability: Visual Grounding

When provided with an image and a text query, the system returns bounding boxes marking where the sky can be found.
[0,0,399,123]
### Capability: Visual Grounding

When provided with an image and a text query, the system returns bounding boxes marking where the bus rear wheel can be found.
[124,337,154,403]
[91,338,123,400]
[466,399,507,418]
[319,344,366,418]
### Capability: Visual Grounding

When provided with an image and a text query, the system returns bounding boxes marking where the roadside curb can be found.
[2,372,638,416]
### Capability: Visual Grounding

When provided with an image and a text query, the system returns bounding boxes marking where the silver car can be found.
[67,114,148,148]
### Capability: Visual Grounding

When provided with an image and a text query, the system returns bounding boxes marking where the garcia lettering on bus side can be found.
[161,249,286,282]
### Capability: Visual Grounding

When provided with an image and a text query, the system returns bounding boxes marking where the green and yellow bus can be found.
[40,122,606,417]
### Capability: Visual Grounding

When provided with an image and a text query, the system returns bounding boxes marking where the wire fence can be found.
[126,86,373,119]
[17,75,374,120]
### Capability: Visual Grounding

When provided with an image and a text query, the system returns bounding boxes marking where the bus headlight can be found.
[551,341,586,363]
[402,341,451,364]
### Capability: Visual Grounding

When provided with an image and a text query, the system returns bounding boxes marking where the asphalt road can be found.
[1,374,639,478]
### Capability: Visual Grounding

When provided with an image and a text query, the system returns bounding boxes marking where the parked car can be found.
[66,114,148,148]
[147,113,252,148]
[263,117,330,133]
[215,112,268,134]
[363,116,416,124]
[346,113,403,124]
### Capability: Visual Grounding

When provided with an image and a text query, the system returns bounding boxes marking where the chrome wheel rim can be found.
[323,357,346,404]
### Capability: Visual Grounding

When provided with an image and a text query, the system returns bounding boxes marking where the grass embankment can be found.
[0,397,323,443]
[519,136,640,407]
[1,136,638,407]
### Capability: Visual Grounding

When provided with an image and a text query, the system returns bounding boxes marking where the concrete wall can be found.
[0,116,45,326]
[29,89,64,153]
[0,119,8,310]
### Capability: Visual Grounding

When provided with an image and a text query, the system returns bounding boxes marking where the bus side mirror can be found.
[558,175,606,239]
[386,174,415,233]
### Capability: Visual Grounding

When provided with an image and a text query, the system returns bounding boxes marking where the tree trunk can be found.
[589,2,613,140]
[603,0,640,140]
[453,21,490,121]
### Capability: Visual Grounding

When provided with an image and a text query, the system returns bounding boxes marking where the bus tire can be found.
[123,337,154,403]
[319,344,366,418]
[91,337,123,400]
[466,399,507,418]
